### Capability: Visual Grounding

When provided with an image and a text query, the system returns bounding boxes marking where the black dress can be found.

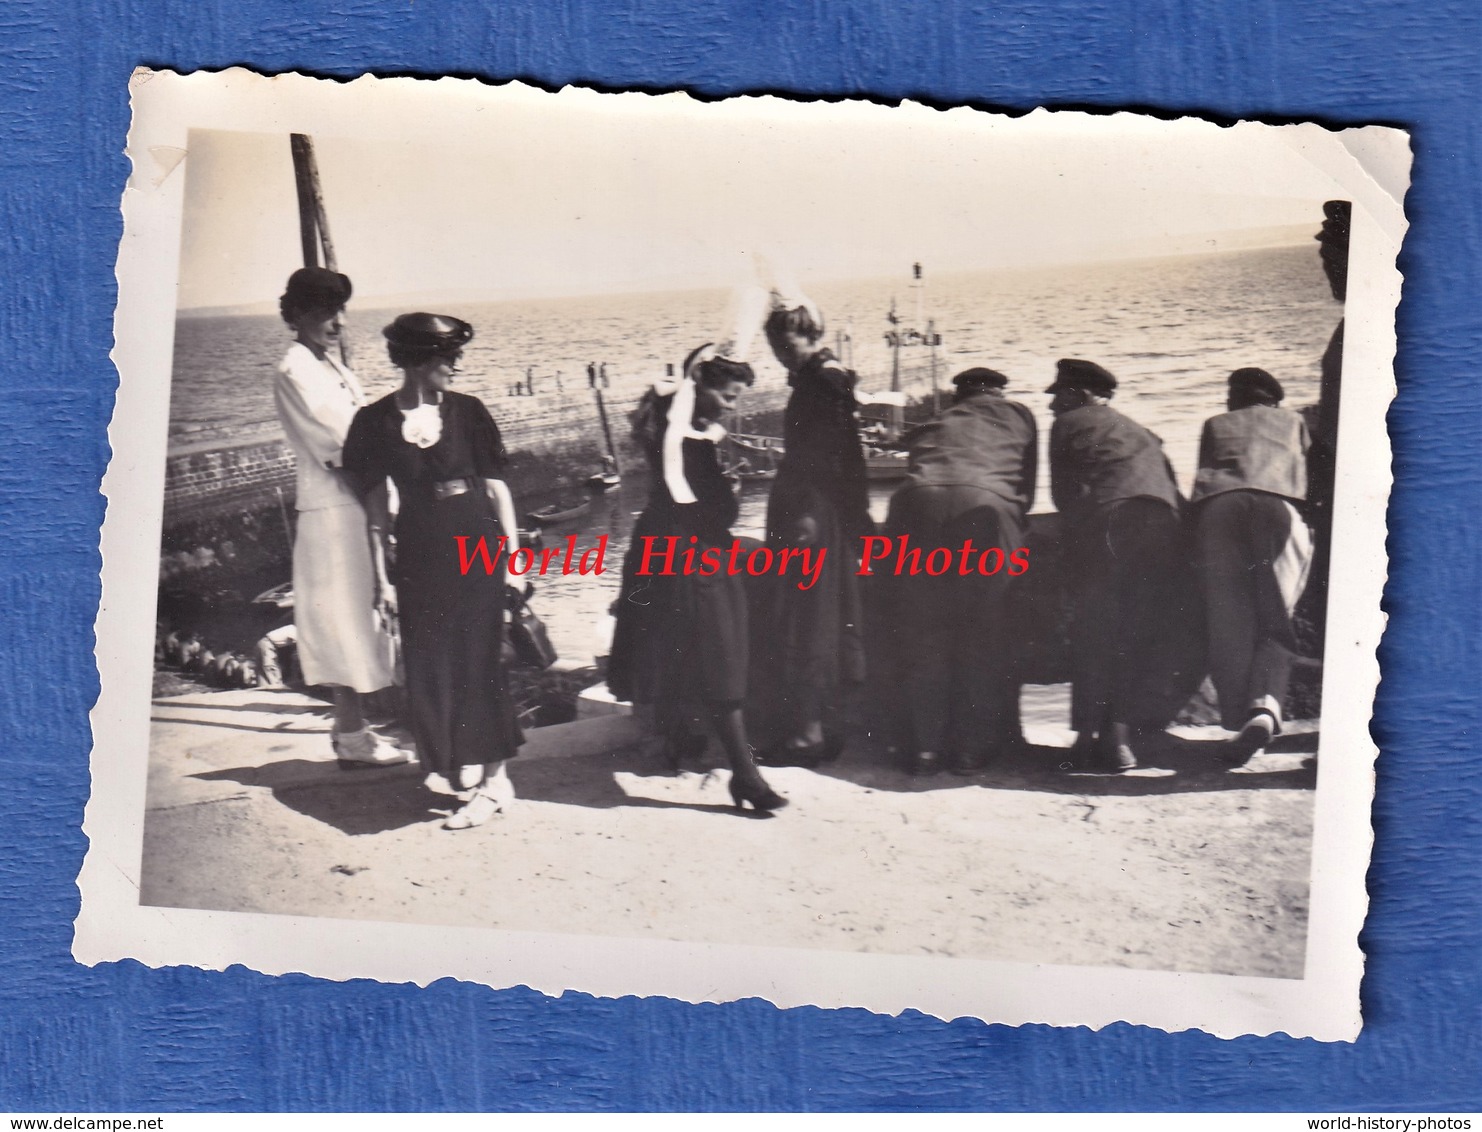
[608,406,749,710]
[751,349,870,739]
[343,391,523,778]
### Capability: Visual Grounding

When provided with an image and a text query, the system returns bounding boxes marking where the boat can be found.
[587,471,622,492]
[727,431,785,459]
[587,389,623,491]
[526,499,591,527]
[722,456,777,485]
[586,454,621,492]
[864,447,911,481]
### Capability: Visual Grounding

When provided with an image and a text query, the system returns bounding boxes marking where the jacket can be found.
[1190,405,1310,505]
[1049,402,1180,521]
[900,391,1037,511]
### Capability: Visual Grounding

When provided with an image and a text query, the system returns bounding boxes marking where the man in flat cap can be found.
[1190,367,1313,762]
[1047,358,1185,771]
[882,367,1037,775]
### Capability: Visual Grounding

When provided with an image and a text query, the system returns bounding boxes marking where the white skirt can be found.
[293,502,395,693]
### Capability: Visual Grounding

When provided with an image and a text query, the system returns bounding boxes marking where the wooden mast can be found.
[289,135,320,270]
[888,297,903,440]
[288,133,351,366]
[593,386,619,474]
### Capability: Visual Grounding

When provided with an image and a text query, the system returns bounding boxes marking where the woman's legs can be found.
[445,760,514,829]
[709,702,786,811]
[330,685,407,767]
[331,685,366,733]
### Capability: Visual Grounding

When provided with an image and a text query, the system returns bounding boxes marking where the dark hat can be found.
[1228,367,1284,404]
[1046,358,1117,396]
[280,266,352,314]
[952,367,1009,390]
[382,312,475,355]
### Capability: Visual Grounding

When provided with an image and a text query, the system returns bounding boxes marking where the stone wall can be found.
[164,429,297,527]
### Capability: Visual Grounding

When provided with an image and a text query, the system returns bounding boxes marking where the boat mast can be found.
[887,298,903,440]
[929,316,940,414]
[593,386,619,472]
[289,133,351,366]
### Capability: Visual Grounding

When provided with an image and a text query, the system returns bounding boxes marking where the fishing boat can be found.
[721,456,777,485]
[586,454,621,492]
[526,499,591,527]
[727,430,785,461]
[734,459,777,482]
[864,446,911,481]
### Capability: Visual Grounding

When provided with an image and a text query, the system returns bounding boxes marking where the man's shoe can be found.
[907,750,943,776]
[333,727,410,769]
[950,751,989,776]
[1223,711,1277,764]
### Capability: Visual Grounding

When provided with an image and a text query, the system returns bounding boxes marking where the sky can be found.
[175,97,1344,311]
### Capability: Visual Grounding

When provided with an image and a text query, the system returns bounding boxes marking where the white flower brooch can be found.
[400,401,443,448]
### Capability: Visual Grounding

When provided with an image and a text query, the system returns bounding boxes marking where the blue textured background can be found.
[1,0,1477,1112]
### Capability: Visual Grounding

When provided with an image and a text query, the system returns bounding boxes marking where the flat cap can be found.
[1228,367,1284,405]
[952,367,1010,390]
[1046,358,1117,396]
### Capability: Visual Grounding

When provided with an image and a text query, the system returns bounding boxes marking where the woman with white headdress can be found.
[751,286,873,765]
[607,343,786,814]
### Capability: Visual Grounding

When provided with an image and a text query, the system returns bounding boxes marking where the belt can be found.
[431,477,476,500]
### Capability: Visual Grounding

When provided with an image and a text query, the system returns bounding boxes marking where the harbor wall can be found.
[165,429,297,526]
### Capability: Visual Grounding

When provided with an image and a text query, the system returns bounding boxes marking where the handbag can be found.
[506,582,558,669]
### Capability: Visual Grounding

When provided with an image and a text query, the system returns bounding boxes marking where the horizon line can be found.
[178,230,1317,317]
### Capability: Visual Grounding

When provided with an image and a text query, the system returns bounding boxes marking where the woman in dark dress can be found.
[608,347,786,813]
[751,298,873,764]
[343,313,524,830]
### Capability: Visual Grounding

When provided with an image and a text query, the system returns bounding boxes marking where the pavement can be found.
[140,683,1319,978]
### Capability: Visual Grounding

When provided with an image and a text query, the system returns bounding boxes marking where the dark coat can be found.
[1048,402,1180,528]
[768,349,872,544]
[900,390,1038,510]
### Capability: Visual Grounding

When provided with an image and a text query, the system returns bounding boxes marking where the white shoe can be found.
[332,727,410,769]
[443,786,507,829]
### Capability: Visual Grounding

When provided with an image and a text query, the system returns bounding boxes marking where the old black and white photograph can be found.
[79,72,1405,1039]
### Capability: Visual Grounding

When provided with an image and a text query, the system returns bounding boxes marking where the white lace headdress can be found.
[658,276,770,504]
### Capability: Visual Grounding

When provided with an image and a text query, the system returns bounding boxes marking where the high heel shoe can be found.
[728,774,788,815]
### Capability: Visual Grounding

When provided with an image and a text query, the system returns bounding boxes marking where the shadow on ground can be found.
[759,727,1319,798]
[194,747,749,835]
[194,761,445,835]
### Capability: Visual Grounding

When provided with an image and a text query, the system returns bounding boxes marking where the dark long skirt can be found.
[393,490,523,779]
[881,484,1025,758]
[608,513,750,710]
[749,487,866,744]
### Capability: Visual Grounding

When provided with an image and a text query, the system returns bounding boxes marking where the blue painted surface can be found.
[0,0,1478,1112]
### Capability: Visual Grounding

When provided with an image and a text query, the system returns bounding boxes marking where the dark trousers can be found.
[884,484,1025,757]
[1194,491,1313,730]
[1067,497,1183,735]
